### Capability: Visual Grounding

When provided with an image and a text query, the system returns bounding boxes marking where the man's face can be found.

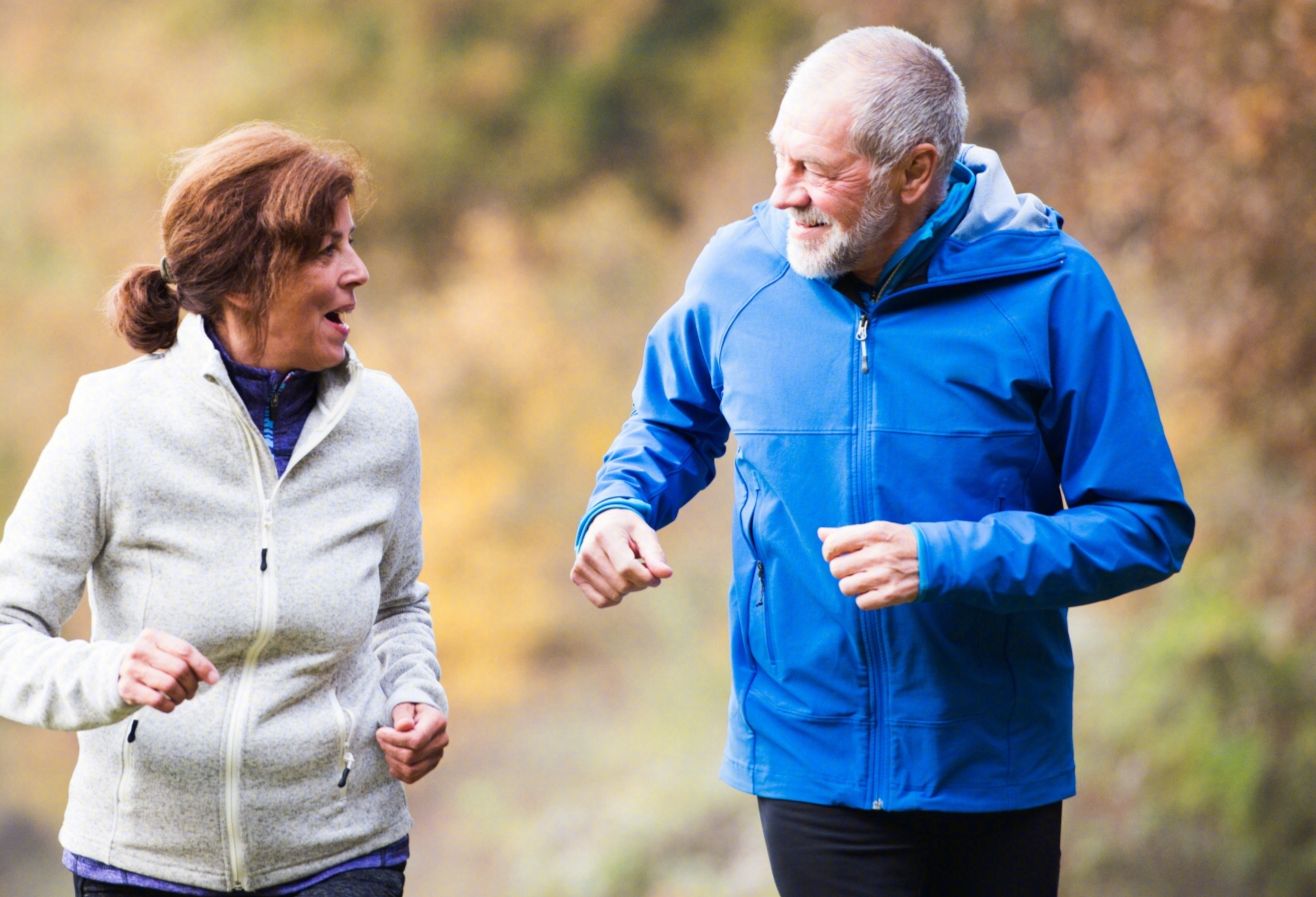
[769,84,896,281]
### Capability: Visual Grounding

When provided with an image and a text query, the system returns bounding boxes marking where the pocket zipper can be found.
[329,692,356,789]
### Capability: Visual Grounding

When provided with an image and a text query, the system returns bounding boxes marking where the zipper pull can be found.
[856,314,870,374]
[755,561,766,606]
[260,503,273,572]
[127,719,138,743]
[337,751,355,788]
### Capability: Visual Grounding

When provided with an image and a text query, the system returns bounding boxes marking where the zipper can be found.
[745,477,775,669]
[329,691,356,789]
[755,560,778,670]
[214,384,280,892]
[206,363,360,889]
[735,459,776,670]
[850,292,886,811]
[109,719,140,854]
[851,254,904,377]
[856,314,870,374]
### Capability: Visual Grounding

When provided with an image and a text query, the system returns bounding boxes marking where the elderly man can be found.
[570,26,1193,897]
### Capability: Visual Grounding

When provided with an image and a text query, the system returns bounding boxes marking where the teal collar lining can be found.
[867,160,976,298]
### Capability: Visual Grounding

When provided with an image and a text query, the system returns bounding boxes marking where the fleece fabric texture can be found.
[579,145,1194,813]
[0,313,446,891]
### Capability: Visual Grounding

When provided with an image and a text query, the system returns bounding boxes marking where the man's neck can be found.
[852,195,941,286]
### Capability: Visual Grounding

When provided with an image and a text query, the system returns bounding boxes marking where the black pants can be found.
[73,866,405,897]
[758,797,1062,897]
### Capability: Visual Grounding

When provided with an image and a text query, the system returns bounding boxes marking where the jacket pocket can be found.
[736,456,777,673]
[112,718,142,839]
[750,560,777,672]
[328,689,356,792]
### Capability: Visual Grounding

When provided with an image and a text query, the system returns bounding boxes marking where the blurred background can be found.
[1,1,1313,894]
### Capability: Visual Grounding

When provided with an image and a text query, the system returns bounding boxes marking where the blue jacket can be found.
[578,146,1194,812]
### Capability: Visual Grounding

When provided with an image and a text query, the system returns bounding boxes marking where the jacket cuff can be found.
[910,522,944,604]
[574,498,654,552]
[386,681,448,720]
[91,640,137,726]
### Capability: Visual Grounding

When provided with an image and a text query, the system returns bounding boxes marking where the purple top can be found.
[203,318,319,476]
[64,838,408,894]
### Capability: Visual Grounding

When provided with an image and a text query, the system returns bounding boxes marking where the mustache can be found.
[788,207,834,227]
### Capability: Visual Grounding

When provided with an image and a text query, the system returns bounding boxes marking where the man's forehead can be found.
[770,84,857,156]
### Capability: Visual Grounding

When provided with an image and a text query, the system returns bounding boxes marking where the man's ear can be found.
[896,143,940,206]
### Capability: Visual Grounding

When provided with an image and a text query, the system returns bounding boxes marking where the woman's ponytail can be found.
[108,263,182,353]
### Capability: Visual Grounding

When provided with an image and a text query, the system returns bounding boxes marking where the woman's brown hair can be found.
[108,122,367,354]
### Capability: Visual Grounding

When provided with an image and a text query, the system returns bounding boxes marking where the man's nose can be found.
[771,169,808,210]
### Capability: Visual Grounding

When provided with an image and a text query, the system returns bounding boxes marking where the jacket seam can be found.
[711,259,791,390]
[986,293,1046,385]
[721,752,863,789]
[97,389,112,542]
[735,427,853,435]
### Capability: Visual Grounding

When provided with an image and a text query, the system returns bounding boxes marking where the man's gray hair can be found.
[788,27,968,198]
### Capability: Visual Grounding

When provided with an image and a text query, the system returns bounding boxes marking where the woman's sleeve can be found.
[372,408,446,717]
[0,378,134,730]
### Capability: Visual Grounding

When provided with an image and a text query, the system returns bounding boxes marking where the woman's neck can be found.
[211,309,282,373]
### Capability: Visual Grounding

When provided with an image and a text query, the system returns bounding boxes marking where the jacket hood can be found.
[753,143,1065,288]
[950,144,1057,241]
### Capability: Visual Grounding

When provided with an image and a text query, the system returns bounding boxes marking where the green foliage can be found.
[1083,566,1316,896]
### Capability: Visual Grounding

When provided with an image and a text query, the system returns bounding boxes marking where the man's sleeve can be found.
[576,259,732,549]
[913,251,1195,611]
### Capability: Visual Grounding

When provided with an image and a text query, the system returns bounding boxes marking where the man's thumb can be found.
[633,528,673,578]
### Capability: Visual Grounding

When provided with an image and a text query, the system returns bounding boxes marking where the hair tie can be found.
[160,256,175,284]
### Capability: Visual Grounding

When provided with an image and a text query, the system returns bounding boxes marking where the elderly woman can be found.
[0,123,447,897]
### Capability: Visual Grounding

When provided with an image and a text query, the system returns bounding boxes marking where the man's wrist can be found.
[574,497,654,551]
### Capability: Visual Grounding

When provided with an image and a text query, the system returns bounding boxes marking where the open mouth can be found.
[325,309,351,336]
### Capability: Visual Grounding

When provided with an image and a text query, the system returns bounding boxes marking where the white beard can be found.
[786,179,898,281]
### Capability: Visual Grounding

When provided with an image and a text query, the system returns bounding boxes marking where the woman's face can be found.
[260,197,368,372]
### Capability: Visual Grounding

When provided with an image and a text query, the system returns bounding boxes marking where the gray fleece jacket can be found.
[0,313,446,891]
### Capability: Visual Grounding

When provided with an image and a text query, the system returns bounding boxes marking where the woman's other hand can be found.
[117,628,220,712]
[376,702,449,784]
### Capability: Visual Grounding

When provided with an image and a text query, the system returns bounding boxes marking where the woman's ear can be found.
[224,292,256,313]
